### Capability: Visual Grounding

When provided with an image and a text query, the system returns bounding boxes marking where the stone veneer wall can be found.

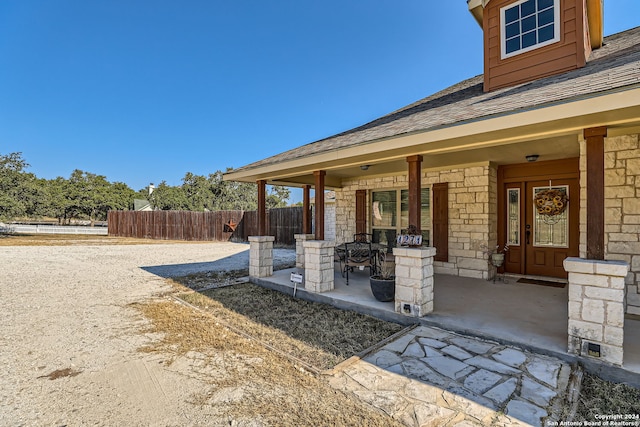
[335,163,497,280]
[580,132,640,314]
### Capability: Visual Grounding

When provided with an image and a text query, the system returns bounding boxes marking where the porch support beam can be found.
[302,184,312,234]
[314,170,326,240]
[407,155,423,232]
[584,126,607,260]
[257,179,267,236]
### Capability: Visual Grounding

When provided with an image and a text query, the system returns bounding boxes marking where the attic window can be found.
[501,0,560,59]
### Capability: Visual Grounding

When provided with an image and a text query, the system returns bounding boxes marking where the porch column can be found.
[584,127,607,260]
[407,155,423,232]
[564,257,629,366]
[393,247,436,317]
[249,235,274,278]
[302,184,312,234]
[314,170,326,240]
[257,179,267,236]
[303,240,335,292]
[294,233,315,269]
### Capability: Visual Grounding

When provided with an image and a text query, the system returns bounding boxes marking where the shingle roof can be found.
[233,26,640,173]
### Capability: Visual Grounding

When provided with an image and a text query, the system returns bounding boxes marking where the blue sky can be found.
[1,1,638,201]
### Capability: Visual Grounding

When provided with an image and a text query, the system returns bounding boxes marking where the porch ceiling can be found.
[265,133,582,188]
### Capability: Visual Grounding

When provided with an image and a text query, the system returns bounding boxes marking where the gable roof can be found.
[226,27,640,185]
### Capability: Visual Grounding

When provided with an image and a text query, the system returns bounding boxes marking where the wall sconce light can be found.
[360,165,370,171]
[525,154,539,162]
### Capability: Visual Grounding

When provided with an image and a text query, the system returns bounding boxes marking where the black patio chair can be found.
[341,240,376,285]
[353,232,373,243]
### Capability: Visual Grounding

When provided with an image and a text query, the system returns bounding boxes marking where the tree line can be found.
[0,152,290,224]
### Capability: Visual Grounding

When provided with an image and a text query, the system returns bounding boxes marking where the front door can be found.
[499,160,580,279]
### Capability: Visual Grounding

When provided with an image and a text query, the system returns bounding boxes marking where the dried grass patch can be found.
[134,299,404,426]
[575,373,640,421]
[179,282,404,370]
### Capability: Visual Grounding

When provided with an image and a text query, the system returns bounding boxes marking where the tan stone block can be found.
[607,135,639,151]
[395,285,414,302]
[568,284,584,301]
[459,269,485,279]
[465,166,486,177]
[584,286,625,302]
[623,198,640,215]
[564,258,596,273]
[605,207,622,224]
[622,224,640,234]
[594,261,630,278]
[607,186,635,198]
[394,265,410,279]
[605,198,623,207]
[604,326,624,346]
[608,241,640,255]
[606,224,622,233]
[582,298,605,323]
[625,157,640,175]
[605,168,627,186]
[568,301,582,318]
[627,287,640,305]
[456,193,476,204]
[568,319,603,342]
[466,203,484,214]
[600,343,624,366]
[605,152,617,168]
[569,272,610,287]
[608,232,639,242]
[605,301,625,327]
[440,172,464,182]
[616,148,640,160]
[623,215,640,224]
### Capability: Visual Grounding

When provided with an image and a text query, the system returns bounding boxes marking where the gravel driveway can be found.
[0,241,294,426]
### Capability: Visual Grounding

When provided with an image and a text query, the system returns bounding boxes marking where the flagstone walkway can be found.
[328,326,576,427]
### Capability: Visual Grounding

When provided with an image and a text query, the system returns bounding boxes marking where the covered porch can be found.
[251,264,640,376]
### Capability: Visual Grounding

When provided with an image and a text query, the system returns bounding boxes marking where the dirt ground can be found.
[0,235,402,426]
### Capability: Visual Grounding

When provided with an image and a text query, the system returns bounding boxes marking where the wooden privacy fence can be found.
[107,207,303,245]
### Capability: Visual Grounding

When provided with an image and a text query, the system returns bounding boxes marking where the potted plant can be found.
[370,252,395,302]
[481,243,509,267]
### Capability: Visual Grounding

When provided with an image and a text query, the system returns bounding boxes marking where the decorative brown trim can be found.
[314,170,326,240]
[407,155,423,233]
[302,184,311,234]
[432,182,449,262]
[355,189,366,235]
[585,126,607,260]
[257,180,267,236]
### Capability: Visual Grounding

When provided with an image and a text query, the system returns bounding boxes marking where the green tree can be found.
[65,170,112,224]
[0,152,33,220]
[45,177,72,224]
[148,181,189,210]
[182,172,210,211]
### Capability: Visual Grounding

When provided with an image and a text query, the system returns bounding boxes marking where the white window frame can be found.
[500,0,561,60]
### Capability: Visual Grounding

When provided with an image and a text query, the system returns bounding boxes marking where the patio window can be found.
[500,0,560,59]
[371,188,430,249]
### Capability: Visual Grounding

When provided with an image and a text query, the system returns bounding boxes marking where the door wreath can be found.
[534,188,568,216]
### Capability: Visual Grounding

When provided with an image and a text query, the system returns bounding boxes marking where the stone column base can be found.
[393,247,436,317]
[303,240,335,293]
[564,257,629,366]
[249,236,275,278]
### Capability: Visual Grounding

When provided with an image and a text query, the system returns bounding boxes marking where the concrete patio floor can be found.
[252,264,640,378]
